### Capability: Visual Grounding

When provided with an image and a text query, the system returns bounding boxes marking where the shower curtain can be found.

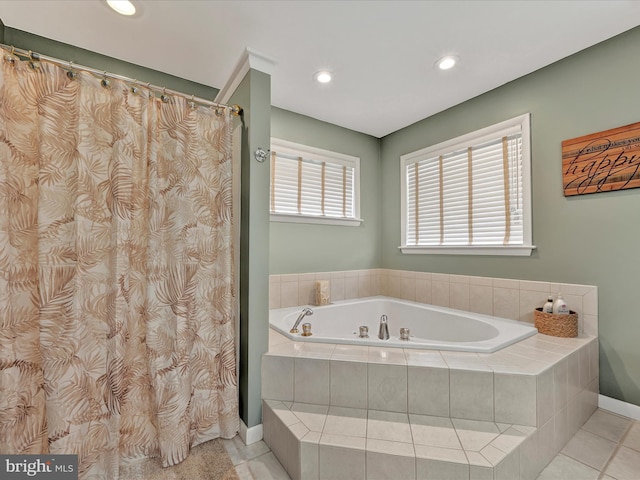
[0,54,238,478]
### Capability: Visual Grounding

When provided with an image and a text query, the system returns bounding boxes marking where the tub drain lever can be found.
[378,314,390,340]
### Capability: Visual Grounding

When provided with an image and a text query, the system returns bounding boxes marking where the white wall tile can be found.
[358,273,372,298]
[579,345,590,390]
[432,281,450,307]
[344,276,359,300]
[583,315,598,337]
[299,280,316,306]
[450,369,494,421]
[553,407,569,454]
[330,360,367,409]
[450,274,470,284]
[299,273,316,282]
[415,278,432,305]
[493,277,519,289]
[537,367,554,428]
[400,276,416,301]
[331,277,345,302]
[494,373,537,426]
[520,280,551,293]
[583,287,598,316]
[553,358,568,413]
[365,444,416,480]
[408,366,449,417]
[469,275,493,286]
[281,280,300,308]
[262,355,294,401]
[567,351,581,402]
[368,363,408,413]
[295,358,329,405]
[469,285,493,316]
[588,339,599,383]
[300,433,320,480]
[493,287,519,320]
[270,281,281,309]
[450,282,470,311]
[432,273,450,283]
[319,441,365,480]
[371,273,381,296]
[520,290,549,324]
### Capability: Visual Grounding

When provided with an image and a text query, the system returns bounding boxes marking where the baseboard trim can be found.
[599,394,640,421]
[239,419,263,445]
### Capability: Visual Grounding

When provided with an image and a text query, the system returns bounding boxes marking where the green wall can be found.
[270,107,381,273]
[231,71,271,428]
[380,27,640,406]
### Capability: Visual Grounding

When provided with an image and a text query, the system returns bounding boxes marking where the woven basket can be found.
[534,308,578,337]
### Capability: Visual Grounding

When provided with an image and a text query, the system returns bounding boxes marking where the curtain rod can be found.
[0,43,242,116]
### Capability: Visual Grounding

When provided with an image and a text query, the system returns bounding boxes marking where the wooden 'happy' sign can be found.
[561,122,640,196]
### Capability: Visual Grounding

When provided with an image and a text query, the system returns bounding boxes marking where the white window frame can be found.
[270,138,362,226]
[400,114,535,256]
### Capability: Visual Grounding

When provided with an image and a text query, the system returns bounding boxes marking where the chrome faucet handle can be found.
[290,307,314,334]
[378,314,390,340]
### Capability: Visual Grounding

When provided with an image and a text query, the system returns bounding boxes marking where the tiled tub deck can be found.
[261,329,598,480]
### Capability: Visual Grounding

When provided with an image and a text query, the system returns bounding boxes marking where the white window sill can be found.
[271,213,363,226]
[399,245,536,256]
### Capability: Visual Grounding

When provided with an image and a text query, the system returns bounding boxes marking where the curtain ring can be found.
[160,87,169,103]
[130,79,139,95]
[28,50,40,70]
[101,71,110,88]
[188,94,197,110]
[66,61,77,80]
[4,46,16,65]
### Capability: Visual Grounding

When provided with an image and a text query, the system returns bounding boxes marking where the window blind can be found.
[270,149,356,219]
[405,131,524,247]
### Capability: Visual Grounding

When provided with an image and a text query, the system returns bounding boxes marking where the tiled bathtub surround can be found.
[266,269,599,479]
[269,269,598,336]
[263,330,598,480]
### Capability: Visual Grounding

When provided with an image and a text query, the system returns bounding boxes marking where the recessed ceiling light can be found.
[436,56,458,70]
[314,71,333,84]
[107,0,136,16]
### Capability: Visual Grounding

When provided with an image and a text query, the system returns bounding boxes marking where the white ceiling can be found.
[1,1,639,138]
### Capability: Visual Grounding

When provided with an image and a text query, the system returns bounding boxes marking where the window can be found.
[400,114,535,256]
[270,138,362,226]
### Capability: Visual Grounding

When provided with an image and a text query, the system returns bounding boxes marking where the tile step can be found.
[263,399,550,480]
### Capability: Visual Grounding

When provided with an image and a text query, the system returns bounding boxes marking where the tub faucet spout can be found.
[290,308,313,334]
[378,314,390,340]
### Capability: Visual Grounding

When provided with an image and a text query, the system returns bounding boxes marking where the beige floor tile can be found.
[622,422,640,452]
[451,418,501,452]
[246,452,291,480]
[222,437,271,466]
[536,454,599,480]
[367,410,412,443]
[604,445,640,480]
[581,409,632,443]
[561,429,617,471]
[290,403,329,432]
[323,406,367,438]
[409,414,461,449]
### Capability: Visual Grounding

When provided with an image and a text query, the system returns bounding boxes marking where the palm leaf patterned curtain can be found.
[0,55,238,477]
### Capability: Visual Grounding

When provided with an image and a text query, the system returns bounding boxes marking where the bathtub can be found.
[269,296,537,353]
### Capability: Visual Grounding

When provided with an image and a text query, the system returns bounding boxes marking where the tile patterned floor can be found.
[223,408,640,480]
[538,409,640,480]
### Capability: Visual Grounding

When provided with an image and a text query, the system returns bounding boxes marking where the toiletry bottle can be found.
[553,293,570,314]
[543,296,554,313]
